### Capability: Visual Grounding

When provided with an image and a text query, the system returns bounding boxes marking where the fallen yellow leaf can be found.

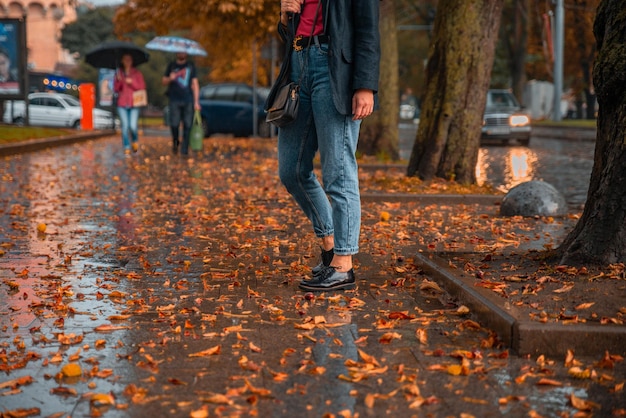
[90,393,115,406]
[61,363,82,377]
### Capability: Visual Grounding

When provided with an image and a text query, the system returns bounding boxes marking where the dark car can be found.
[481,89,531,146]
[198,83,271,138]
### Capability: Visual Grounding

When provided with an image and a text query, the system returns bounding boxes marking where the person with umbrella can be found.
[113,53,146,156]
[161,51,200,155]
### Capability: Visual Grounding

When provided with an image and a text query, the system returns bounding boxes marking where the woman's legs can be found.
[117,107,131,150]
[129,107,140,145]
[279,45,362,288]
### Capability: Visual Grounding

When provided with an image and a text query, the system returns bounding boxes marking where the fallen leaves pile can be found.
[0,137,624,417]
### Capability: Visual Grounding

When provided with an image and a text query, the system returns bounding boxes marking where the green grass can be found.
[0,116,165,146]
[139,116,166,127]
[532,119,596,128]
[0,126,76,144]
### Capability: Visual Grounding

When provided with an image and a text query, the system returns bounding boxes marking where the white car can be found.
[2,92,115,130]
[481,89,532,146]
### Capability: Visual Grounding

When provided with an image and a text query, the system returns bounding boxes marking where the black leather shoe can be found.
[299,266,355,291]
[312,247,334,277]
[172,139,179,154]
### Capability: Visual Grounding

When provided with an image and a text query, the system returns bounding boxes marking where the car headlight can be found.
[510,114,530,127]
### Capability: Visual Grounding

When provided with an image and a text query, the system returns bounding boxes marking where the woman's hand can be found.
[352,89,374,120]
[280,0,303,25]
[281,0,303,14]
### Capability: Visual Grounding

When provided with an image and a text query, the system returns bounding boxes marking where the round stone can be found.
[500,181,568,217]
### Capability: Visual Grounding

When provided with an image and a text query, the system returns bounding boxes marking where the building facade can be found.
[0,0,78,73]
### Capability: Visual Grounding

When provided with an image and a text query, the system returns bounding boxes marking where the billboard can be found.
[98,68,115,107]
[0,18,26,98]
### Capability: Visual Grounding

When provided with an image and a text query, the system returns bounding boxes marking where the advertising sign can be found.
[0,18,26,98]
[98,68,115,107]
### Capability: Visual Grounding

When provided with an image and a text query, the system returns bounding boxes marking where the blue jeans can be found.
[169,101,193,153]
[117,107,139,149]
[278,44,362,255]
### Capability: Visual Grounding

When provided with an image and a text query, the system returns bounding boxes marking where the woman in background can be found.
[114,53,146,155]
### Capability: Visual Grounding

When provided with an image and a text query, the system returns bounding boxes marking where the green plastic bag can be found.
[190,111,204,151]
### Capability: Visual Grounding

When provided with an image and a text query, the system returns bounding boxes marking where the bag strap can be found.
[193,110,201,125]
[296,1,323,85]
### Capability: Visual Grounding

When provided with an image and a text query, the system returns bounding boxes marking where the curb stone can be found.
[415,252,626,357]
[361,193,502,205]
[0,130,115,156]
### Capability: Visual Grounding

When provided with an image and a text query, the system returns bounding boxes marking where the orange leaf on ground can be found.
[569,393,599,411]
[2,408,41,417]
[415,328,428,345]
[536,378,562,386]
[188,345,221,357]
[379,332,402,344]
[0,375,34,390]
[94,324,130,332]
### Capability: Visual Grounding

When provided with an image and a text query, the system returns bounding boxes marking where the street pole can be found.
[553,0,564,121]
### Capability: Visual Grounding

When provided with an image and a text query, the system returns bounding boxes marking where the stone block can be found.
[500,180,568,216]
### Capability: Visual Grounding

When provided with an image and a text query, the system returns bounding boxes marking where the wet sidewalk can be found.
[0,134,624,417]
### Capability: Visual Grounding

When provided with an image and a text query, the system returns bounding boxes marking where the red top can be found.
[296,0,324,37]
[113,67,146,108]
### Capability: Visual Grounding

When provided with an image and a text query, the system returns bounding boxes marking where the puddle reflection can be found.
[476,146,539,193]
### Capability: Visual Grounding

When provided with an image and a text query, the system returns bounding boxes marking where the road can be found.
[399,122,595,210]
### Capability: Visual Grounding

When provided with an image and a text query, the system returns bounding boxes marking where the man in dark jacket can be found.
[162,52,200,155]
[269,0,380,291]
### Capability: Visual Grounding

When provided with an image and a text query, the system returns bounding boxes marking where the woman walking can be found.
[114,53,146,156]
[269,0,380,291]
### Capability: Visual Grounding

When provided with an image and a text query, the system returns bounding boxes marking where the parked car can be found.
[481,89,531,146]
[198,83,271,138]
[2,92,115,130]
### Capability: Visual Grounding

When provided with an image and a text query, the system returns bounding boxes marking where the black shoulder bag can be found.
[266,3,322,128]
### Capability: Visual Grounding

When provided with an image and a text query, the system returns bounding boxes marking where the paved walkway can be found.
[0,132,623,417]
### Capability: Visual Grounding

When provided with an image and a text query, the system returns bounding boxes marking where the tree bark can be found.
[358,0,399,159]
[557,0,626,265]
[406,0,504,183]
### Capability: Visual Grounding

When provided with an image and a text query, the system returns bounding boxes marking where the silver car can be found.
[2,92,115,130]
[481,89,531,146]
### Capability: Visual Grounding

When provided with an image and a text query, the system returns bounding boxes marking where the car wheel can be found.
[72,120,81,129]
[13,117,24,126]
[257,121,272,138]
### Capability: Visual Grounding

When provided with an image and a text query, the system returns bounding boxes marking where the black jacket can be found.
[265,0,380,116]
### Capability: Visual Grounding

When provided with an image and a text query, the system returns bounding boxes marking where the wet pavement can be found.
[0,133,624,417]
[399,123,595,210]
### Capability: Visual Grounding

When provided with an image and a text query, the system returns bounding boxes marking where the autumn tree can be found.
[113,0,278,85]
[566,0,599,119]
[556,0,626,265]
[406,0,504,183]
[59,7,116,90]
[525,0,599,118]
[395,0,437,103]
[359,0,399,159]
[498,0,529,100]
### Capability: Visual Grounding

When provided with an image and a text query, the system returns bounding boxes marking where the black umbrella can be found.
[85,40,150,69]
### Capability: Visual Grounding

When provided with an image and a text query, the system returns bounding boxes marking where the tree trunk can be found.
[358,0,399,159]
[557,0,626,265]
[510,0,529,101]
[406,0,504,183]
